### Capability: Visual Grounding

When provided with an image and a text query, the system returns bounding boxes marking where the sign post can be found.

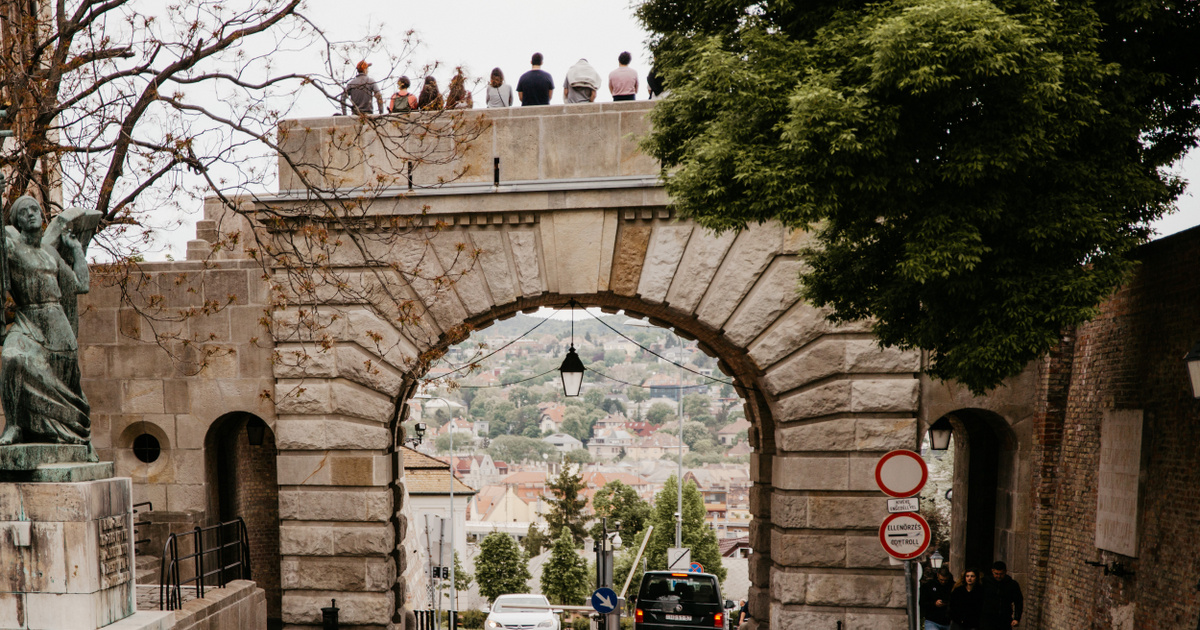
[666,548,691,571]
[875,450,930,630]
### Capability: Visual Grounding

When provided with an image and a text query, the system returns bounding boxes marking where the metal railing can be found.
[132,501,153,551]
[412,610,459,630]
[159,518,251,610]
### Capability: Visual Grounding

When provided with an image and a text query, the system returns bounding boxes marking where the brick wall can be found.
[217,418,282,622]
[1030,225,1200,628]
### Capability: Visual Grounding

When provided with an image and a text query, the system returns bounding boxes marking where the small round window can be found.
[132,433,161,463]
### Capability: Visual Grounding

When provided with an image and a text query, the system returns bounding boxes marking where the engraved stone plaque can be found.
[99,513,132,589]
[1095,409,1142,556]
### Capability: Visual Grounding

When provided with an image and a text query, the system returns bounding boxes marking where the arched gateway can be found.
[80,101,1033,629]
[262,101,920,628]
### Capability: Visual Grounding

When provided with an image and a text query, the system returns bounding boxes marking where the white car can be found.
[485,594,561,630]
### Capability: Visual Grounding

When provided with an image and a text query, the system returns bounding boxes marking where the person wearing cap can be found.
[343,60,384,115]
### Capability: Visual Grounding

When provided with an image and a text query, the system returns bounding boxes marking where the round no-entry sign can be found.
[874,450,928,498]
[879,512,931,560]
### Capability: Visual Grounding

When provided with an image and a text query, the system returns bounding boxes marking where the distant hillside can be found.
[468,312,670,344]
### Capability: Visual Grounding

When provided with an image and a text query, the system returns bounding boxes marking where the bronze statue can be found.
[0,194,100,460]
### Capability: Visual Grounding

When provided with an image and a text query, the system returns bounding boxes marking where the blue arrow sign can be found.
[591,587,618,614]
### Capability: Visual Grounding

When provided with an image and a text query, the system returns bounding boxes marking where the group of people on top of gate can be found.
[341,51,664,115]
[920,560,1024,630]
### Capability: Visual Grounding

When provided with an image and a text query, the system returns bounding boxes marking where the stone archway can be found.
[231,102,926,629]
[265,219,922,628]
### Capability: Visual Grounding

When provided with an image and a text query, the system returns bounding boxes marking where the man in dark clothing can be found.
[981,561,1024,628]
[919,567,954,630]
[516,52,554,106]
[343,60,383,115]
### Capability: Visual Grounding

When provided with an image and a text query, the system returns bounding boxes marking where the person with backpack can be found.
[388,76,418,113]
[485,68,513,107]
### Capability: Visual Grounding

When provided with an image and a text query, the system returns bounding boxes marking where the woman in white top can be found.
[485,68,513,107]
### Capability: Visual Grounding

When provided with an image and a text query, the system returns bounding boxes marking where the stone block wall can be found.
[80,257,276,516]
[1029,225,1200,628]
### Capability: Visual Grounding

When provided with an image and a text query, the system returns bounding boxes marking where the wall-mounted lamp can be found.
[246,417,268,446]
[1185,342,1200,399]
[404,422,428,447]
[929,550,944,570]
[928,417,953,451]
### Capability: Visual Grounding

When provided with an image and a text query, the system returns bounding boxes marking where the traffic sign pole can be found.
[875,450,931,630]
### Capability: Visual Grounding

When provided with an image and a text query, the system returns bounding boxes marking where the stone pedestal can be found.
[0,474,136,629]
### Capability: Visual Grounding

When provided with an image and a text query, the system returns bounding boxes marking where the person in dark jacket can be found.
[949,568,985,630]
[981,561,1023,628]
[920,567,955,630]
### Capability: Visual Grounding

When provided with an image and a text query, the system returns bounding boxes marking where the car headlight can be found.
[537,621,554,628]
[487,620,503,629]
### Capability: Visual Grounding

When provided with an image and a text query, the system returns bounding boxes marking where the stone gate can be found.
[79,100,1036,629]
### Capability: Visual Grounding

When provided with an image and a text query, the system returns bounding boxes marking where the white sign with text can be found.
[1095,409,1142,557]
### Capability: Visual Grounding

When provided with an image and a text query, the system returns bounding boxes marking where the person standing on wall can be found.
[608,51,638,101]
[949,568,985,630]
[516,53,554,106]
[343,60,384,115]
[486,68,513,107]
[920,567,955,630]
[388,76,418,113]
[564,58,601,103]
[980,561,1023,628]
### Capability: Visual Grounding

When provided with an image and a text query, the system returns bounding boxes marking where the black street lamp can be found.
[928,417,953,451]
[560,346,585,397]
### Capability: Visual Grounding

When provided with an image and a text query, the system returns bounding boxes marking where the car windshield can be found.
[495,597,548,612]
[639,575,720,606]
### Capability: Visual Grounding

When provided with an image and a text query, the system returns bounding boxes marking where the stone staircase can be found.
[135,551,160,584]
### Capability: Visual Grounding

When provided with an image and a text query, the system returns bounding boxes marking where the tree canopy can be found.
[637,0,1200,393]
[641,475,725,581]
[541,527,591,605]
[545,464,590,546]
[475,532,531,603]
[589,480,653,543]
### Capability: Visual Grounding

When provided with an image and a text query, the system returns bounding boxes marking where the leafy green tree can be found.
[628,388,650,404]
[476,532,531,603]
[509,386,538,408]
[562,406,601,442]
[487,435,554,464]
[589,481,652,543]
[565,449,595,464]
[646,402,675,425]
[643,476,725,581]
[637,0,1200,393]
[434,432,474,453]
[681,394,710,419]
[541,528,591,605]
[545,464,590,546]
[523,524,550,557]
[600,398,627,415]
[604,351,627,367]
[437,550,472,606]
[584,388,606,409]
[680,422,710,449]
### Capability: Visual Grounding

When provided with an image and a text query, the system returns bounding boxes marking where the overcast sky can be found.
[152,0,1197,257]
[298,0,1197,237]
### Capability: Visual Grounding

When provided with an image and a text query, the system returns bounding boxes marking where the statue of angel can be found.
[0,194,101,460]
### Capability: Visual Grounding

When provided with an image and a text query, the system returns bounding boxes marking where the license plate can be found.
[664,615,690,621]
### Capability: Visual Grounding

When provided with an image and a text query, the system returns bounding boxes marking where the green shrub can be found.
[461,609,487,629]
[572,616,591,630]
